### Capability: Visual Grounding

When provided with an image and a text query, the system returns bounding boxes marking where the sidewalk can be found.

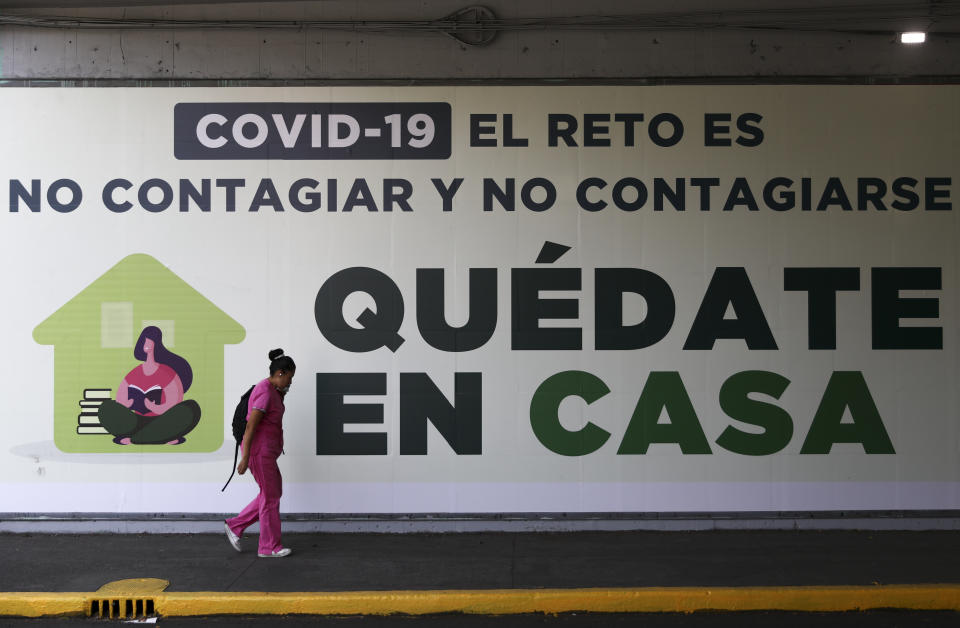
[1,530,959,617]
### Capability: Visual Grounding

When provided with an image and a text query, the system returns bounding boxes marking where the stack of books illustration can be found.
[77,389,112,434]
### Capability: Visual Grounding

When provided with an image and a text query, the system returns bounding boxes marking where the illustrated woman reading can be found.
[98,326,201,445]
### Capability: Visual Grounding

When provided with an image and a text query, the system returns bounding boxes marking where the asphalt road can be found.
[4,530,960,592]
[3,530,959,622]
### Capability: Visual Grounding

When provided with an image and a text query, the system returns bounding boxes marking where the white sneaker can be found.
[258,547,292,558]
[224,522,242,552]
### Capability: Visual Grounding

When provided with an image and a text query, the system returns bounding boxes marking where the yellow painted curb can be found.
[0,593,90,618]
[96,578,169,595]
[3,585,960,617]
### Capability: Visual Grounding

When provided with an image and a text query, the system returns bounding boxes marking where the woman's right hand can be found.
[237,457,248,475]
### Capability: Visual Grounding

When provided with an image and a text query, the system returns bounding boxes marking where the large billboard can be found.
[1,86,957,514]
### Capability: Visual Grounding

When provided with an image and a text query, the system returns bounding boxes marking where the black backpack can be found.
[221,385,254,491]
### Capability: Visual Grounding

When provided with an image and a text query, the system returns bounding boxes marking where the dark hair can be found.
[268,348,296,375]
[134,326,193,392]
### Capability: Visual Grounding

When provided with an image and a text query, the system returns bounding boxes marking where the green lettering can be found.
[800,371,894,454]
[530,371,611,456]
[716,370,793,456]
[618,372,711,454]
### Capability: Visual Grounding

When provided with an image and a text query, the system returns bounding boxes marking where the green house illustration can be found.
[33,254,245,453]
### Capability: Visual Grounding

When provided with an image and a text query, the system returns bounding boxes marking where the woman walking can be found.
[225,349,295,558]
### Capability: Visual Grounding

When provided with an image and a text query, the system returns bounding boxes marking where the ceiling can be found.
[0,0,956,39]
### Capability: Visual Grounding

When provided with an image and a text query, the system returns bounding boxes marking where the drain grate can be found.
[88,597,155,619]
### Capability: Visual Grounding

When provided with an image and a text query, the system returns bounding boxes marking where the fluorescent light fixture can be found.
[900,32,926,44]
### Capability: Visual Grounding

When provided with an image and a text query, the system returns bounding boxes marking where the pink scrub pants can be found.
[226,452,283,554]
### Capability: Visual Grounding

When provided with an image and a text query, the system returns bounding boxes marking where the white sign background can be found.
[1,85,958,514]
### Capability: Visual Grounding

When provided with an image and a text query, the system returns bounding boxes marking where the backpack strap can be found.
[221,441,240,492]
[222,385,255,492]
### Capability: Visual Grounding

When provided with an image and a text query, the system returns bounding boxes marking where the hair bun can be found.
[269,348,285,361]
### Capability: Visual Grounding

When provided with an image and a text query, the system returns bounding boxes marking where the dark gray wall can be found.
[1,0,958,81]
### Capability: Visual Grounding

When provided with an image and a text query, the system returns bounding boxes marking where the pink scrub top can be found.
[246,378,285,457]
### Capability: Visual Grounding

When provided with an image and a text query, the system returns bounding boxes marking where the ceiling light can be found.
[900,32,926,44]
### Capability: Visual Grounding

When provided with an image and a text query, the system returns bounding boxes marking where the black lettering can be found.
[926,177,952,211]
[180,178,211,212]
[613,113,644,146]
[103,179,133,213]
[431,178,464,212]
[399,372,482,455]
[521,178,556,212]
[612,178,647,211]
[577,178,607,212]
[784,268,860,350]
[503,114,529,147]
[316,373,387,455]
[9,179,40,212]
[484,178,515,211]
[892,177,919,211]
[548,114,578,147]
[683,267,778,350]
[690,178,719,211]
[48,179,82,213]
[735,113,764,147]
[704,113,732,147]
[816,178,853,212]
[343,179,377,212]
[872,267,942,349]
[763,177,795,211]
[857,178,887,211]
[290,178,321,212]
[383,178,413,212]
[215,179,245,212]
[139,178,174,213]
[648,113,683,147]
[723,177,759,211]
[512,268,582,350]
[315,267,405,353]
[583,114,611,147]
[417,268,497,352]
[595,268,675,350]
[470,114,498,147]
[653,178,685,211]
